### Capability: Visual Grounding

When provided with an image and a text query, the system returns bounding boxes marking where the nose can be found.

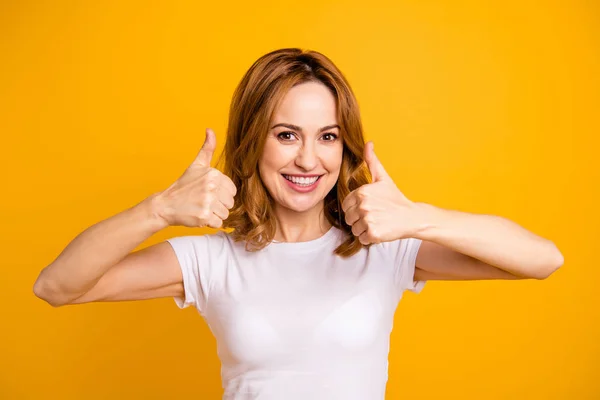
[295,142,318,171]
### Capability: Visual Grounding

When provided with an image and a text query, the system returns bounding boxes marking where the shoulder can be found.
[167,230,236,253]
[376,237,423,262]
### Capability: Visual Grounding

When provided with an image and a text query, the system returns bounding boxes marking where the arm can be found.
[33,193,175,307]
[413,202,564,281]
[33,128,235,307]
[342,141,563,282]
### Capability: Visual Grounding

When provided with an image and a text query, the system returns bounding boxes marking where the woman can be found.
[33,48,564,399]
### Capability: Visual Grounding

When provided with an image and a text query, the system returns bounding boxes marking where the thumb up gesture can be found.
[341,141,421,245]
[155,128,237,228]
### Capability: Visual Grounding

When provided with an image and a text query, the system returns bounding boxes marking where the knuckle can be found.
[207,168,221,179]
[369,228,380,242]
[358,202,369,213]
[357,187,368,198]
[204,181,217,191]
[197,208,210,221]
[224,175,235,185]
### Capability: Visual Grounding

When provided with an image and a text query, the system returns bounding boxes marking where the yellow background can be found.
[1,0,598,398]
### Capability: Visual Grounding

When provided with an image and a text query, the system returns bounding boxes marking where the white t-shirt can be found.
[167,226,425,400]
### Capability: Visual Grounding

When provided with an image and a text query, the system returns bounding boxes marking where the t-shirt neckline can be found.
[270,226,339,252]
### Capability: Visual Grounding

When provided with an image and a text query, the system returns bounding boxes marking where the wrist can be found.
[139,192,170,232]
[411,202,444,240]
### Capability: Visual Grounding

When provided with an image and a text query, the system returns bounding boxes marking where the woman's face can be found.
[259,81,343,215]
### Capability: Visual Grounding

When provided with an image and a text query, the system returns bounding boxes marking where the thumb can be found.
[193,128,217,167]
[365,141,390,182]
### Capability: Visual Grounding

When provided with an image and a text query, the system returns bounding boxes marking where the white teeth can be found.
[283,175,320,185]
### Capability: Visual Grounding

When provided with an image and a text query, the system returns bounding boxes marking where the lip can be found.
[281,174,323,193]
[281,174,323,178]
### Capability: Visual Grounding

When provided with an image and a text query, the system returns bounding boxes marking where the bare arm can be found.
[413,202,563,280]
[33,194,170,306]
[33,128,236,307]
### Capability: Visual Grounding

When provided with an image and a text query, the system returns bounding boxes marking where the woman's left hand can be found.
[342,141,424,245]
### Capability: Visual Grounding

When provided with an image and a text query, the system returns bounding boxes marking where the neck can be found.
[273,201,332,242]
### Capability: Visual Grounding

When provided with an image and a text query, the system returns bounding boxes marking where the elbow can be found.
[33,270,69,307]
[533,245,564,280]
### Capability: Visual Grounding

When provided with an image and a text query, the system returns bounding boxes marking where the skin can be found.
[32,80,563,310]
[257,82,564,281]
[258,81,343,243]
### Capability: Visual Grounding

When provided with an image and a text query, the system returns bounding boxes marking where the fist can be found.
[341,141,420,245]
[156,128,237,228]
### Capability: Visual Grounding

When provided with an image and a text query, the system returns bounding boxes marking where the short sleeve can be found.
[383,237,426,296]
[166,233,227,315]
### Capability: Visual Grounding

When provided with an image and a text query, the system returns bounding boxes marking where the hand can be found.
[155,128,237,228]
[341,141,420,245]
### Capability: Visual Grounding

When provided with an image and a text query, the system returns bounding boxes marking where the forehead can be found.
[272,81,338,125]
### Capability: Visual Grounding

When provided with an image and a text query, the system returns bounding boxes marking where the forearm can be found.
[413,202,564,279]
[33,193,169,303]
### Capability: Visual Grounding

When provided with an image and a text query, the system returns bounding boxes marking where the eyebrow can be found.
[270,123,340,133]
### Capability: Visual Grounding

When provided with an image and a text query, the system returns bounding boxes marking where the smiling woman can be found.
[33,47,563,400]
[259,83,343,232]
[217,48,370,254]
[271,121,340,194]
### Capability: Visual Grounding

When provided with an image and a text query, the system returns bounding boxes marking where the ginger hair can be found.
[216,48,371,257]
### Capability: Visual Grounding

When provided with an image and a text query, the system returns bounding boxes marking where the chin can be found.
[281,201,321,213]
[277,195,325,213]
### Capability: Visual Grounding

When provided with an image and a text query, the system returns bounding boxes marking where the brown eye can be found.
[277,131,296,141]
[322,133,338,141]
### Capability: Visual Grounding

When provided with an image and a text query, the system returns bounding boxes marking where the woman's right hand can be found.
[154,128,237,228]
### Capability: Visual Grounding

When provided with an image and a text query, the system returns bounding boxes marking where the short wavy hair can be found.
[216,48,371,257]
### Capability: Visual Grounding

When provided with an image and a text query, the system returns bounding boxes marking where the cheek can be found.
[260,156,280,177]
[326,147,344,172]
[261,143,295,171]
[259,143,285,182]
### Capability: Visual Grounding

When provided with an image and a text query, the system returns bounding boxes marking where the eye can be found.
[277,131,296,141]
[322,133,339,141]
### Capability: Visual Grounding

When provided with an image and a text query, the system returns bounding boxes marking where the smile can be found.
[281,174,323,192]
[282,174,321,185]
